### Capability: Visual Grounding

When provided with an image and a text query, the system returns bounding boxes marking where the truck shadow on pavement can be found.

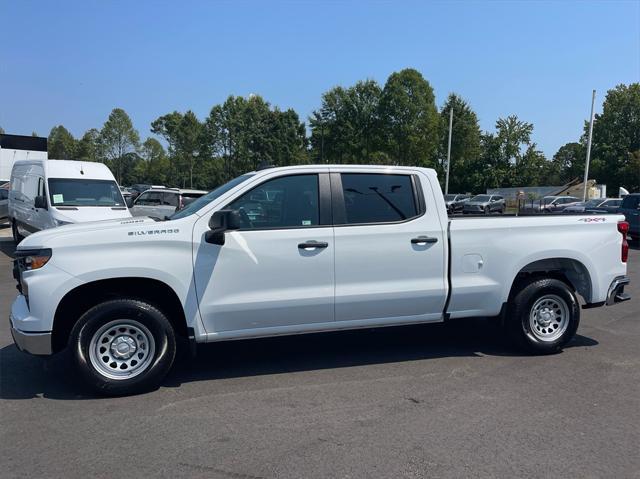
[0,319,598,400]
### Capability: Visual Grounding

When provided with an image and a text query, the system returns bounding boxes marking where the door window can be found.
[163,192,179,207]
[0,189,7,200]
[340,174,418,224]
[227,174,319,229]
[136,191,162,206]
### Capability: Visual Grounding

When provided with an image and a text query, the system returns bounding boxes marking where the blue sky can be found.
[1,0,638,157]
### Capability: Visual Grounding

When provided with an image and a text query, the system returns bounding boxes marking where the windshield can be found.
[48,178,125,207]
[470,195,490,202]
[170,174,255,219]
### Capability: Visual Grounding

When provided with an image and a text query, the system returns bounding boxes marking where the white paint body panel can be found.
[11,165,628,347]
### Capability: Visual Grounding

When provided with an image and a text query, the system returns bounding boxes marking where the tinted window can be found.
[471,195,491,202]
[163,192,179,207]
[341,174,417,224]
[136,191,163,206]
[0,189,7,200]
[227,174,319,229]
[621,195,640,209]
[48,179,124,206]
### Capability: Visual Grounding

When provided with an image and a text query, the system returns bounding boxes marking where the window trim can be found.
[330,172,425,227]
[221,173,332,232]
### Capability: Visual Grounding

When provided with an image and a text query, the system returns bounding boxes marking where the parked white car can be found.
[10,165,631,395]
[8,159,130,242]
[130,188,207,219]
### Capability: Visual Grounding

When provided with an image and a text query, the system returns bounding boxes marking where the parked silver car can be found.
[444,194,471,213]
[463,194,506,214]
[130,188,207,219]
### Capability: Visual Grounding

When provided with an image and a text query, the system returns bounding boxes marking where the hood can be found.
[464,201,489,207]
[18,216,159,249]
[52,206,131,223]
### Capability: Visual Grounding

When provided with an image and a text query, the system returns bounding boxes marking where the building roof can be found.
[0,134,47,152]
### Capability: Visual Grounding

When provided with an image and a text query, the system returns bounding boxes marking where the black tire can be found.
[12,220,23,244]
[70,299,176,396]
[484,206,489,215]
[506,278,580,354]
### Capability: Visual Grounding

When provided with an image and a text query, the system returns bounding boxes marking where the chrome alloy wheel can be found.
[89,320,156,380]
[529,294,570,342]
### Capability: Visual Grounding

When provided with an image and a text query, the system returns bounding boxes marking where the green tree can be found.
[138,138,169,185]
[204,95,307,182]
[76,128,102,162]
[151,111,183,182]
[378,68,439,167]
[309,79,382,164]
[550,142,585,184]
[175,111,204,188]
[438,93,482,192]
[31,131,39,137]
[100,108,140,184]
[587,83,640,192]
[47,125,76,159]
[0,126,4,134]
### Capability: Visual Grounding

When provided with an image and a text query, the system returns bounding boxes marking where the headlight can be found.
[15,248,52,271]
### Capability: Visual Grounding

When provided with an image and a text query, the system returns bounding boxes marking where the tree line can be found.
[3,69,638,192]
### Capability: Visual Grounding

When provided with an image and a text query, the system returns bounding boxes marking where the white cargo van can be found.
[8,159,131,242]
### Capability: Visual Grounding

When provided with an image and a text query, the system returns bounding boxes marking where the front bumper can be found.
[606,276,631,306]
[10,324,52,355]
[10,294,53,355]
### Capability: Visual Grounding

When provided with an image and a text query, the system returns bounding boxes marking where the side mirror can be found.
[34,195,47,210]
[125,197,134,208]
[205,209,240,245]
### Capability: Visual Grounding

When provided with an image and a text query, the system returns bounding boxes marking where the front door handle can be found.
[411,236,438,245]
[298,240,329,249]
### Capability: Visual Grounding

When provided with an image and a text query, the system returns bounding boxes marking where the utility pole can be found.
[583,89,596,201]
[445,107,453,195]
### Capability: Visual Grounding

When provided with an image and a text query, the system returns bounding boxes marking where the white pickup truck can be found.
[10,165,631,395]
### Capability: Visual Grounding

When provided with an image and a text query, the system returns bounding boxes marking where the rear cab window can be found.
[338,173,419,225]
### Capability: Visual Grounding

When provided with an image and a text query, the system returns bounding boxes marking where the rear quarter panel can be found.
[448,214,627,318]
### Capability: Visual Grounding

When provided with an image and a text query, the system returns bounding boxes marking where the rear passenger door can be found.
[331,170,447,323]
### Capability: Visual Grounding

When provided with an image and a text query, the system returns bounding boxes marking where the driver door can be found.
[193,172,335,334]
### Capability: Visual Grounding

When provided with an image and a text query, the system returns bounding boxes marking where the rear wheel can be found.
[70,299,176,396]
[506,278,580,354]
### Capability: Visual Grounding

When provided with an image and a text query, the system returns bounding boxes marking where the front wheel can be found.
[12,220,23,244]
[506,278,580,354]
[70,299,176,396]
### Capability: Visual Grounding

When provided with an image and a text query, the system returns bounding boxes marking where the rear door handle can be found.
[298,240,329,249]
[411,236,438,244]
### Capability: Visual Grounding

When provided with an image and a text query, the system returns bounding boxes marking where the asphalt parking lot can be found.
[1,225,638,479]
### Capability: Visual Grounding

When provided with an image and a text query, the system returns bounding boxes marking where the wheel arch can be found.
[52,277,188,353]
[507,257,593,304]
